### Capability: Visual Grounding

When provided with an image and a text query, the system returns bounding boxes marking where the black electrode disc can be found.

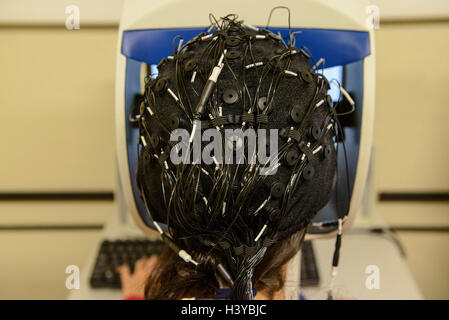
[149,134,160,147]
[311,125,321,140]
[285,149,300,166]
[290,105,303,123]
[226,50,241,60]
[154,78,166,92]
[223,89,239,104]
[303,164,315,181]
[270,182,285,198]
[300,70,313,83]
[225,37,241,47]
[184,59,196,72]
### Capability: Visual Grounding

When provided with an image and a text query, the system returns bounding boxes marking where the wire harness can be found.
[135,12,354,299]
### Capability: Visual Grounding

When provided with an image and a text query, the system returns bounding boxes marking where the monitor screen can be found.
[318,65,343,102]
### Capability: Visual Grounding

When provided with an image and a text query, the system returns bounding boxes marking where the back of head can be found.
[136,15,337,299]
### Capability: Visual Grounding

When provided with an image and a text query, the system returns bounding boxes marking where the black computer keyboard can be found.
[90,239,164,288]
[90,239,319,289]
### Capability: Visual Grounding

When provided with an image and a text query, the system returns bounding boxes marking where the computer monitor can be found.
[115,0,375,239]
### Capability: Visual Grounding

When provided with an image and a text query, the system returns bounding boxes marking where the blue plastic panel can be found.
[122,27,370,68]
[124,58,157,229]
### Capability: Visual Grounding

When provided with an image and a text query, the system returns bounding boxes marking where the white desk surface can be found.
[68,212,423,300]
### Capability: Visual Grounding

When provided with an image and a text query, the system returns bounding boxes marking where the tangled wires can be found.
[136,14,339,299]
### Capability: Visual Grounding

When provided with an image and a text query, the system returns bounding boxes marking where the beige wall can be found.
[0,27,118,299]
[0,21,448,299]
[374,22,449,192]
[374,21,449,299]
[0,28,117,192]
[0,229,102,299]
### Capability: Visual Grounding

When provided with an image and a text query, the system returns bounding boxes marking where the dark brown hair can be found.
[145,228,306,300]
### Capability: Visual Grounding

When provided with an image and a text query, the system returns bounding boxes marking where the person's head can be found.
[136,15,337,299]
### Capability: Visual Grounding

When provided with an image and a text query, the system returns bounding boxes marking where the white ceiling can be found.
[0,0,448,25]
